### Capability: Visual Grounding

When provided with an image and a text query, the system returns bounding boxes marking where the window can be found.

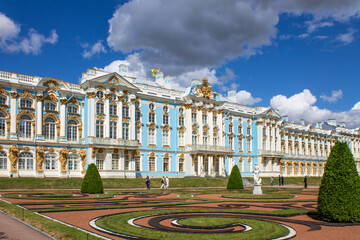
[191,112,197,123]
[68,154,79,171]
[44,117,56,140]
[229,137,234,150]
[135,126,141,142]
[263,139,266,150]
[238,138,243,152]
[124,154,130,170]
[162,115,169,125]
[96,91,104,99]
[163,105,169,113]
[148,128,155,145]
[135,156,141,171]
[229,124,233,133]
[213,133,218,146]
[178,116,184,126]
[162,129,169,146]
[213,116,217,125]
[96,154,104,170]
[68,105,78,114]
[96,120,104,138]
[149,156,155,171]
[122,106,129,118]
[122,123,129,140]
[123,95,129,103]
[20,98,32,108]
[178,131,184,146]
[149,103,155,111]
[247,127,251,136]
[19,115,32,138]
[263,127,266,137]
[135,101,140,109]
[67,119,78,142]
[148,112,155,123]
[18,152,33,170]
[179,108,184,114]
[0,151,7,169]
[192,131,197,145]
[203,132,208,145]
[0,96,6,105]
[45,153,57,170]
[111,153,119,170]
[0,112,6,136]
[202,114,207,124]
[45,102,56,111]
[109,104,117,115]
[110,121,117,139]
[135,110,141,122]
[178,157,184,172]
[247,139,251,152]
[96,102,104,114]
[163,157,169,172]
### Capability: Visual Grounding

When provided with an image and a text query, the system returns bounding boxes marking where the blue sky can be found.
[1,0,360,127]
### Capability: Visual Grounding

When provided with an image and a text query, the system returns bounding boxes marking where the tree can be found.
[227,165,244,190]
[81,163,104,194]
[317,141,360,222]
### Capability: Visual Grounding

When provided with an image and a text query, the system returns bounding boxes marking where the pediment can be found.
[88,73,139,91]
[261,108,281,118]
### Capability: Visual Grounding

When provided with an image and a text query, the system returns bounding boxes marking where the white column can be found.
[60,99,66,140]
[88,95,95,137]
[130,99,136,140]
[104,97,110,138]
[36,95,43,137]
[118,101,123,139]
[10,91,17,137]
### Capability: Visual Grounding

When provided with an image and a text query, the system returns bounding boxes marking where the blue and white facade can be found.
[0,66,359,178]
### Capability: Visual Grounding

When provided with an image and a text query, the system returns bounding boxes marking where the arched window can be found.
[148,112,155,123]
[203,132,208,145]
[20,98,32,108]
[96,102,104,114]
[122,106,129,118]
[213,133,218,146]
[109,104,117,116]
[19,115,32,138]
[110,121,117,139]
[67,119,78,142]
[45,153,57,170]
[192,131,197,145]
[96,91,104,99]
[110,93,117,102]
[122,123,129,140]
[18,152,33,170]
[44,117,56,140]
[0,96,6,105]
[69,154,79,171]
[68,105,78,114]
[44,102,56,111]
[0,112,6,136]
[148,156,155,171]
[0,151,7,169]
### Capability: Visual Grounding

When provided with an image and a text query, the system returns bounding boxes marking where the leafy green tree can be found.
[227,165,244,190]
[317,141,360,222]
[81,163,104,194]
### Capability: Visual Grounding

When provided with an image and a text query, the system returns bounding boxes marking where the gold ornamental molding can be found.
[97,86,104,91]
[149,152,156,157]
[36,146,45,173]
[91,147,96,159]
[79,149,86,173]
[105,94,111,100]
[0,87,9,96]
[9,145,19,172]
[19,90,35,99]
[59,148,68,173]
[11,92,18,98]
[37,96,44,102]
[46,80,60,91]
[68,97,81,105]
[87,92,96,99]
[45,94,59,103]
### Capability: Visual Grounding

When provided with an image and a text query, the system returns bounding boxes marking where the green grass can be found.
[0,200,102,240]
[178,217,247,226]
[0,177,322,190]
[221,192,295,199]
[96,209,290,240]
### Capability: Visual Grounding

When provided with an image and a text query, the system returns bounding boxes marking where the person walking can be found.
[160,176,166,189]
[271,177,273,186]
[304,175,308,189]
[146,176,151,190]
[278,175,281,186]
[281,175,284,186]
[165,176,169,189]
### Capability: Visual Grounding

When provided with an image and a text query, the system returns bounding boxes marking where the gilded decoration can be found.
[24,146,30,151]
[16,110,35,135]
[36,146,45,173]
[43,112,60,137]
[11,92,18,98]
[79,149,86,173]
[164,152,169,158]
[149,152,155,157]
[19,90,35,99]
[92,147,96,159]
[97,115,105,120]
[123,118,130,123]
[49,148,55,153]
[87,92,96,99]
[108,75,120,85]
[185,104,192,109]
[131,99,136,104]
[192,125,198,131]
[118,96,124,102]
[45,94,59,103]
[71,149,77,154]
[59,148,68,173]
[196,78,213,99]
[37,96,44,102]
[97,86,104,91]
[9,145,19,172]
[97,99,104,104]
[68,97,80,105]
[148,123,156,129]
[110,116,118,122]
[0,87,9,96]
[162,125,170,131]
[60,98,68,105]
[0,107,10,137]
[46,80,60,91]
[135,150,140,156]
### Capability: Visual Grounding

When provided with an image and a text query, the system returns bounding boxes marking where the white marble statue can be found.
[253,163,262,185]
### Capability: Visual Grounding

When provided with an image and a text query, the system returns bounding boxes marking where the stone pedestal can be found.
[253,184,262,195]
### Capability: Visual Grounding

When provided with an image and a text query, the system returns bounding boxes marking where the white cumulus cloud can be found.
[336,28,356,45]
[0,12,58,54]
[235,90,262,106]
[82,40,107,58]
[320,89,343,103]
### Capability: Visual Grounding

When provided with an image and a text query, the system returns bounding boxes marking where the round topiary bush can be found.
[227,165,244,190]
[317,141,360,222]
[81,163,104,194]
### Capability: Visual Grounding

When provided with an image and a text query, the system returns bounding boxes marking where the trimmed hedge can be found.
[81,163,104,194]
[317,141,360,222]
[227,165,244,190]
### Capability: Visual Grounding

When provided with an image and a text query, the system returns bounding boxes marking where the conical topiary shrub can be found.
[81,163,104,194]
[317,141,360,222]
[227,165,244,190]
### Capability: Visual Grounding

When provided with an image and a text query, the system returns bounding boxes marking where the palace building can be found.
[0,66,359,178]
